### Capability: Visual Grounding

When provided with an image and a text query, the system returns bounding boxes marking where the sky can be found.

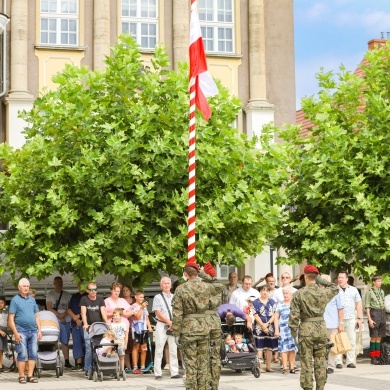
[294,0,390,109]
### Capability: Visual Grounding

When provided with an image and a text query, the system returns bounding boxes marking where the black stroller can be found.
[88,322,125,381]
[221,322,261,378]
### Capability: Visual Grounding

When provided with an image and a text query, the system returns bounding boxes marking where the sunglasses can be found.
[89,288,97,292]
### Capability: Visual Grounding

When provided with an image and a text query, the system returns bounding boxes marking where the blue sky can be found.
[294,0,390,108]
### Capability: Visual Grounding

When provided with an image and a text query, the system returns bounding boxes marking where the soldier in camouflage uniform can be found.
[201,265,223,390]
[289,265,339,390]
[172,261,221,390]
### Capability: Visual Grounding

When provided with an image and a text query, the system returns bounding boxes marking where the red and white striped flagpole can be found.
[188,0,197,263]
[188,0,218,262]
[188,74,196,263]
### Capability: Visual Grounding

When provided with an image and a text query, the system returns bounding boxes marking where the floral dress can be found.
[253,298,278,351]
[276,302,297,353]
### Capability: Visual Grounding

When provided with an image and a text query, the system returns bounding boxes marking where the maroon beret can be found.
[304,265,319,274]
[184,261,200,272]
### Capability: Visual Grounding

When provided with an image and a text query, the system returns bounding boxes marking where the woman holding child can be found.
[274,287,297,374]
[252,285,278,373]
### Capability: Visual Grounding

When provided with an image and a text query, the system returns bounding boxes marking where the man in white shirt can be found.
[229,275,260,310]
[46,276,72,368]
[273,272,297,304]
[152,277,180,380]
[335,271,363,369]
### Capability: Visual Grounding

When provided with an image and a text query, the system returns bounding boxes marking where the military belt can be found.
[302,316,324,323]
[183,313,207,318]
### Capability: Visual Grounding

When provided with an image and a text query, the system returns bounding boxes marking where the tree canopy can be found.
[262,42,390,282]
[0,35,282,286]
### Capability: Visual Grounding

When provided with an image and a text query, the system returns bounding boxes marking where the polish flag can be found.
[189,0,218,121]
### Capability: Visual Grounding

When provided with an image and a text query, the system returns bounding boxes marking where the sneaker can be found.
[155,376,162,380]
[346,363,356,368]
[133,368,143,374]
[327,368,334,374]
[336,364,343,369]
[171,374,182,379]
[65,362,74,369]
[72,364,81,371]
[84,371,88,378]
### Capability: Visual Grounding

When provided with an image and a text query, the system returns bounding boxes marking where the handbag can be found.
[159,293,174,336]
[334,331,352,354]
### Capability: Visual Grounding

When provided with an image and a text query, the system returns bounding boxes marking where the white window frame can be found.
[40,0,79,46]
[199,0,234,54]
[217,264,237,280]
[121,0,158,50]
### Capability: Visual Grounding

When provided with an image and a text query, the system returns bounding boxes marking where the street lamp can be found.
[0,13,9,33]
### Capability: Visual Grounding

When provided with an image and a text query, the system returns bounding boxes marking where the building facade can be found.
[0,0,296,281]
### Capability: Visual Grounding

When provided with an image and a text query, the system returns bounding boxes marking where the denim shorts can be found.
[59,321,71,345]
[14,328,38,361]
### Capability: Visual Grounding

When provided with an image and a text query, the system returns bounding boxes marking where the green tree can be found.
[262,42,390,282]
[0,35,282,286]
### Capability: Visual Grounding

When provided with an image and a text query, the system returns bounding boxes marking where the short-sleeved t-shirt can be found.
[46,290,72,322]
[9,294,39,330]
[79,295,105,325]
[110,321,128,344]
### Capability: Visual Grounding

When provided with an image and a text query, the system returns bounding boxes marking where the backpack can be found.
[378,342,390,365]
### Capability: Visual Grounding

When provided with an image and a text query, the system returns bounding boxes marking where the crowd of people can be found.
[0,266,389,390]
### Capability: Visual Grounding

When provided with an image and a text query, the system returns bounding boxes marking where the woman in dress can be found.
[253,285,278,373]
[121,284,134,371]
[274,287,297,374]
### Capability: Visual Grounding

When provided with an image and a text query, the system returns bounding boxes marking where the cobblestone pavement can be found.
[1,357,390,390]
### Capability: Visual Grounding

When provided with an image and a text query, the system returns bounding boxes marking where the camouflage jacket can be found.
[200,270,223,332]
[172,273,222,337]
[289,277,339,339]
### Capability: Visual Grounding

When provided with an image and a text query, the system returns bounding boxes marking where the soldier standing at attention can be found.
[172,261,220,390]
[201,264,224,390]
[289,265,339,390]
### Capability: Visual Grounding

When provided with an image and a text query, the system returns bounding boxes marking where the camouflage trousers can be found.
[299,335,328,390]
[209,329,222,390]
[181,335,210,390]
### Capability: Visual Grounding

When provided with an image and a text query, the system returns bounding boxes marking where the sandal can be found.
[290,369,296,374]
[27,376,38,383]
[19,376,27,384]
[282,368,288,375]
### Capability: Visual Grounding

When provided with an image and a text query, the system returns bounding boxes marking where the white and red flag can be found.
[189,0,218,120]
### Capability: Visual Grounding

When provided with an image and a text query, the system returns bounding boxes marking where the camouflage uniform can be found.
[172,274,221,390]
[200,270,223,390]
[289,277,339,390]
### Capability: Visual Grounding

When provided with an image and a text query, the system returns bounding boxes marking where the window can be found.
[40,0,78,46]
[199,0,234,54]
[121,0,158,50]
[217,264,237,280]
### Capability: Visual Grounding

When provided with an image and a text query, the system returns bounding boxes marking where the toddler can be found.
[224,333,237,353]
[98,330,117,358]
[234,333,249,353]
[110,308,128,371]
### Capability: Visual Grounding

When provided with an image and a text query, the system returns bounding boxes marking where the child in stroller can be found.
[98,330,117,358]
[88,322,123,381]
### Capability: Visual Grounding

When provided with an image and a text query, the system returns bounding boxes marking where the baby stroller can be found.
[221,322,261,378]
[35,311,63,378]
[88,322,124,381]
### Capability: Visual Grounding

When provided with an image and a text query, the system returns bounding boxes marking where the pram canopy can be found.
[38,311,60,343]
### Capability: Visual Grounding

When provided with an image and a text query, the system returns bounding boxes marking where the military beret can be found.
[304,265,319,274]
[184,261,200,272]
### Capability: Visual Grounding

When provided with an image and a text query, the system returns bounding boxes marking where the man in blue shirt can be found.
[8,278,42,384]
